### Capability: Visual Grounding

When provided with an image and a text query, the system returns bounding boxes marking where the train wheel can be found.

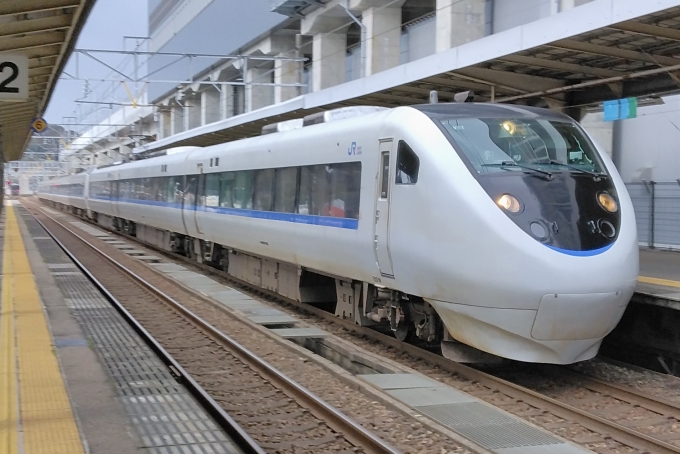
[394,322,415,342]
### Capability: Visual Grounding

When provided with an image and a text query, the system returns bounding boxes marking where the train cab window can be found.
[206,174,220,207]
[254,169,275,211]
[233,171,254,209]
[396,141,419,184]
[274,167,298,213]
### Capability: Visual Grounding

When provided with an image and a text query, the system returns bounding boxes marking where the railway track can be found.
[29,200,680,454]
[27,203,400,454]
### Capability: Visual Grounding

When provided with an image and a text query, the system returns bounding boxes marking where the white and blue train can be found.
[39,104,639,364]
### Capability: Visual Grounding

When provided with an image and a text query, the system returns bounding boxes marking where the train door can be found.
[374,139,394,278]
[180,175,196,235]
[194,171,205,235]
[112,175,121,219]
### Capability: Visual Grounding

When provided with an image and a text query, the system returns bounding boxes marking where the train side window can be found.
[395,141,419,184]
[164,177,174,203]
[297,166,313,214]
[274,167,298,213]
[254,169,275,211]
[205,174,220,207]
[185,176,197,207]
[143,177,153,200]
[233,170,254,209]
[219,172,235,208]
[312,165,332,216]
[329,162,361,219]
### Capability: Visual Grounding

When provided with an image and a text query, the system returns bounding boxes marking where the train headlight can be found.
[497,194,521,213]
[597,192,618,213]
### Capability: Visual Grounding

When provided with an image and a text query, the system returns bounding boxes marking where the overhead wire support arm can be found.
[80,51,134,81]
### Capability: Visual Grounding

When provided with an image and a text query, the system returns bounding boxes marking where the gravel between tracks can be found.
[34,208,474,454]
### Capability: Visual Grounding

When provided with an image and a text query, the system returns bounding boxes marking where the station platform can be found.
[637,248,680,309]
[0,202,242,454]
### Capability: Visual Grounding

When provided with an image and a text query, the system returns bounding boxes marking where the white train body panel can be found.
[38,104,639,364]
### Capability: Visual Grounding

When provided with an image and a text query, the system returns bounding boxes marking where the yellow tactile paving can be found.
[0,240,19,454]
[638,275,680,289]
[0,205,85,454]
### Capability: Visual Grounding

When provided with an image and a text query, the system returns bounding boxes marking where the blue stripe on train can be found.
[544,243,613,256]
[90,196,359,230]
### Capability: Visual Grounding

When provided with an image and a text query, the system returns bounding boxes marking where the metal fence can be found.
[626,182,680,249]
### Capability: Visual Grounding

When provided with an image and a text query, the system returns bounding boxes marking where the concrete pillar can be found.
[246,67,274,112]
[186,97,201,130]
[363,6,402,76]
[312,33,346,91]
[436,0,486,53]
[201,89,221,125]
[221,85,235,118]
[275,56,300,103]
[234,86,245,116]
[159,110,171,139]
[171,107,183,135]
[560,0,576,11]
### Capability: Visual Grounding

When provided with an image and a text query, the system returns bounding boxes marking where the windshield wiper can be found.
[482,161,553,180]
[540,160,604,179]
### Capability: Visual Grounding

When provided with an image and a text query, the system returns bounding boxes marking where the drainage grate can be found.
[416,402,562,449]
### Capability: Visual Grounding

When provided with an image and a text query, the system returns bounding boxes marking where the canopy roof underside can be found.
[0,0,95,162]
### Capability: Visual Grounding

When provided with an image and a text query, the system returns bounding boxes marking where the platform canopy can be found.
[0,0,96,162]
[137,0,680,155]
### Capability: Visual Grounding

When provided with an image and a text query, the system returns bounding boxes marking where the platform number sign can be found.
[0,54,28,102]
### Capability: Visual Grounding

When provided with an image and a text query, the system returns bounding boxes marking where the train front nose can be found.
[530,291,630,342]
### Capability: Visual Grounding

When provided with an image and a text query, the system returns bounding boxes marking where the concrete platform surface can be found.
[638,248,680,306]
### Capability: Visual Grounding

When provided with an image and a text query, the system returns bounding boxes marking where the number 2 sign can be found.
[0,54,28,102]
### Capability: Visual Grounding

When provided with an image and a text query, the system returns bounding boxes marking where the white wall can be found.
[493,0,552,33]
[617,95,680,183]
[401,15,436,64]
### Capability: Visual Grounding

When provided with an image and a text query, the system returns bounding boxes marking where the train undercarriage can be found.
[45,201,445,346]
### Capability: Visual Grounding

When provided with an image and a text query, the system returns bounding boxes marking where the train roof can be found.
[412,103,573,122]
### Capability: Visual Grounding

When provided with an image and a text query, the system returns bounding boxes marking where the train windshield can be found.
[438,118,607,176]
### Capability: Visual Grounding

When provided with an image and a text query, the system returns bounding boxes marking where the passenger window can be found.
[165,177,175,203]
[254,169,275,211]
[274,167,298,213]
[297,166,313,214]
[395,141,419,184]
[312,165,332,216]
[184,176,197,207]
[206,174,220,207]
[220,172,235,207]
[233,170,253,209]
[329,162,361,219]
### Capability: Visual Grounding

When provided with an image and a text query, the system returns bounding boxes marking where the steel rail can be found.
[28,203,402,454]
[570,371,680,418]
[30,200,680,454]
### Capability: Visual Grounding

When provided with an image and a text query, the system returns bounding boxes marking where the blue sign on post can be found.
[603,100,620,121]
[603,98,638,121]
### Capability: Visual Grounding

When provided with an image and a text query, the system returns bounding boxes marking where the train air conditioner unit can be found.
[261,118,304,136]
[302,106,388,127]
